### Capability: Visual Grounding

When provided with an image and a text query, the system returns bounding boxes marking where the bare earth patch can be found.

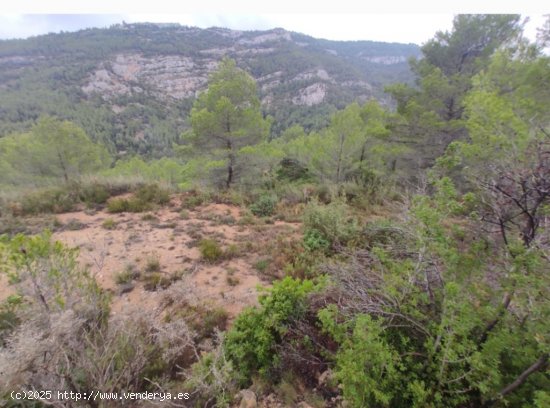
[35,201,300,318]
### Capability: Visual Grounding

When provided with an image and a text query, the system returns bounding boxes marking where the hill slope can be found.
[0,23,420,156]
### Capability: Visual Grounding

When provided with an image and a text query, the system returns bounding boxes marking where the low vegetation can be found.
[1,15,550,408]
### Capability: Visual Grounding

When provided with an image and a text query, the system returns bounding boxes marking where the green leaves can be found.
[319,309,402,407]
[0,232,103,314]
[283,101,394,184]
[188,58,270,188]
[0,116,110,187]
[224,277,319,382]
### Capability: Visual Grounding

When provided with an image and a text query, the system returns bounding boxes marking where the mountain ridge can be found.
[0,23,421,156]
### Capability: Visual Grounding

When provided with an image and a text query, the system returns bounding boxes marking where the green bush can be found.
[275,184,309,205]
[276,158,310,182]
[135,183,171,205]
[351,168,387,205]
[249,195,277,217]
[19,187,78,214]
[253,258,270,273]
[224,244,240,259]
[106,183,169,213]
[143,272,171,291]
[303,229,330,252]
[0,295,22,347]
[79,182,111,205]
[144,253,161,273]
[107,197,151,213]
[126,197,151,212]
[303,200,358,249]
[318,307,401,408]
[102,218,117,230]
[224,277,319,382]
[181,191,210,209]
[107,197,130,213]
[114,269,134,285]
[199,239,224,263]
[114,263,141,285]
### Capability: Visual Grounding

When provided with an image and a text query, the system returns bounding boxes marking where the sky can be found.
[0,1,548,45]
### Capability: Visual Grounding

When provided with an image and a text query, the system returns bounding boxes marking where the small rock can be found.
[238,389,257,408]
[318,369,333,387]
[117,283,135,295]
[297,402,314,408]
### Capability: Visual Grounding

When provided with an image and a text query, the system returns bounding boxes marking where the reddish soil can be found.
[1,200,300,318]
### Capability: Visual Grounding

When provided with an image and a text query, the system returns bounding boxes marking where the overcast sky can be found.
[0,1,548,45]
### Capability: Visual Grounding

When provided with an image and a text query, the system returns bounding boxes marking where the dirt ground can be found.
[0,199,300,318]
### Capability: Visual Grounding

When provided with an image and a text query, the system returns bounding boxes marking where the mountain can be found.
[0,23,420,156]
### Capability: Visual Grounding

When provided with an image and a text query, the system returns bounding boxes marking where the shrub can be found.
[107,196,151,213]
[202,308,229,338]
[224,244,240,259]
[347,168,388,205]
[114,270,133,285]
[106,183,170,213]
[114,263,139,284]
[107,197,129,213]
[276,184,308,205]
[224,277,320,382]
[254,259,270,273]
[318,308,401,407]
[135,183,170,205]
[143,272,172,291]
[102,218,117,230]
[303,200,358,249]
[249,195,277,217]
[314,184,333,204]
[185,341,238,407]
[276,158,310,182]
[79,182,110,205]
[145,253,161,273]
[19,187,78,214]
[303,229,330,252]
[237,213,256,225]
[141,213,158,222]
[181,191,210,209]
[0,295,22,347]
[199,239,224,263]
[65,219,85,231]
[255,236,323,280]
[126,198,151,212]
[226,276,240,286]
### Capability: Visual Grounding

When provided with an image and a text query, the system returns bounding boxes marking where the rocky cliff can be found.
[0,24,420,155]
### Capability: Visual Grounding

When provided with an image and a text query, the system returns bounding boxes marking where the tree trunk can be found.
[57,150,69,183]
[483,354,549,407]
[226,140,234,189]
[226,157,233,189]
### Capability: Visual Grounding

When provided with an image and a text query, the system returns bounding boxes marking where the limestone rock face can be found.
[82,53,213,100]
[75,26,418,110]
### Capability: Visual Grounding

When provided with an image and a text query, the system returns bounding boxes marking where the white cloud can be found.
[0,12,546,45]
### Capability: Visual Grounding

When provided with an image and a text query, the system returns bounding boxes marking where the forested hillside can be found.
[1,14,549,408]
[0,23,419,156]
